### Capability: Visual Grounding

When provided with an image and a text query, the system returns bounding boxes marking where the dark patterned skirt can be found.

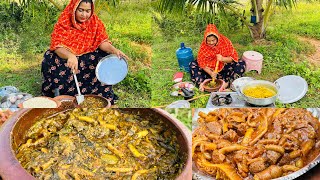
[189,60,246,87]
[41,49,117,104]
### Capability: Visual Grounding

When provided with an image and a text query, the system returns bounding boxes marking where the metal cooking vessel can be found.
[236,80,279,106]
[0,108,191,180]
[72,94,111,108]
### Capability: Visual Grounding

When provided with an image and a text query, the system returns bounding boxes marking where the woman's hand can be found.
[216,54,233,63]
[204,67,217,79]
[67,55,78,73]
[55,47,78,73]
[99,42,130,60]
[210,72,218,79]
[114,49,129,60]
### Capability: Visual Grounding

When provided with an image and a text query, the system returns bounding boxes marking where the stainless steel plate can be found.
[192,108,320,180]
[96,54,128,85]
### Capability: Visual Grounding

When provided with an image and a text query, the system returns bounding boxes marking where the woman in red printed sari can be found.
[189,24,246,89]
[41,0,128,104]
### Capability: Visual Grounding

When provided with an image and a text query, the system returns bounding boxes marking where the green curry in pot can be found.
[16,108,185,180]
[80,97,108,108]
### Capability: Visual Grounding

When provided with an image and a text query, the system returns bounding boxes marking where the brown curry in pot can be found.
[192,108,320,180]
[16,108,185,180]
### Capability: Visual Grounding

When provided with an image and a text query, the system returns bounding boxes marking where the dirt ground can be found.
[298,36,320,68]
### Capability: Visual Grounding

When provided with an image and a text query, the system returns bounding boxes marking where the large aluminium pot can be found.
[236,80,279,106]
[0,108,191,180]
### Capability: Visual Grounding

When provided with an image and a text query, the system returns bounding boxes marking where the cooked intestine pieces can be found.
[265,145,285,154]
[289,150,301,159]
[198,111,207,119]
[282,165,299,172]
[200,142,217,152]
[250,114,268,145]
[193,108,320,180]
[253,165,283,180]
[197,157,243,180]
[236,162,249,178]
[302,140,315,156]
[218,144,247,154]
[106,143,125,158]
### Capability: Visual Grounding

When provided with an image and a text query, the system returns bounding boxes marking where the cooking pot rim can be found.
[238,80,279,99]
[0,108,34,180]
[72,94,111,108]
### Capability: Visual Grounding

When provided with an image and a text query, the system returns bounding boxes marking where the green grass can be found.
[99,0,152,107]
[151,2,320,107]
[0,0,151,107]
[269,3,320,39]
[165,108,192,130]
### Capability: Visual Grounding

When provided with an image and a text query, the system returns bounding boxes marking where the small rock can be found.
[10,104,18,108]
[9,96,17,104]
[171,91,179,96]
[17,94,24,100]
[1,101,11,108]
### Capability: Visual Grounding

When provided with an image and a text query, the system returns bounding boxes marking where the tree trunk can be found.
[248,0,266,40]
[249,22,265,40]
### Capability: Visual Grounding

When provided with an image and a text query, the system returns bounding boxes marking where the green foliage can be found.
[120,70,151,93]
[0,2,24,33]
[18,11,58,53]
[165,108,192,130]
[100,0,152,45]
[0,48,42,95]
[153,8,243,42]
[0,1,59,53]
[157,0,299,40]
[98,0,152,107]
[270,2,320,39]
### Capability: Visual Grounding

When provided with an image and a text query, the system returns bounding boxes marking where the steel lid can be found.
[166,100,190,108]
[275,75,308,104]
[96,54,128,85]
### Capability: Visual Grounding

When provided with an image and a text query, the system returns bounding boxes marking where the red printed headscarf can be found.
[197,24,238,72]
[50,0,109,56]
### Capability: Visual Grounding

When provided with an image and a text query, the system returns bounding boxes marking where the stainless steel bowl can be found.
[236,80,279,106]
[231,77,255,91]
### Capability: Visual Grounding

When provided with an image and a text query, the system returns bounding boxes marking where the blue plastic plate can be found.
[96,54,128,85]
